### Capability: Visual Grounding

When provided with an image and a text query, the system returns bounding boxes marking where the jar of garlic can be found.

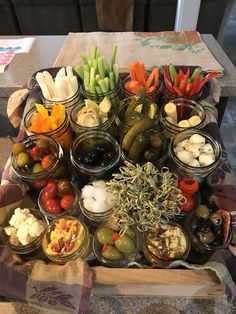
[168,129,222,182]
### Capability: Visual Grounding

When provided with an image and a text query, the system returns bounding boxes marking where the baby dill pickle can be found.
[122,118,154,152]
[11,143,26,156]
[144,147,161,162]
[128,133,150,161]
[124,98,139,120]
[149,133,162,148]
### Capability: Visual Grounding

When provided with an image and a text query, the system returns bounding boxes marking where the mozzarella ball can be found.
[93,187,107,201]
[92,180,106,188]
[189,115,201,127]
[199,153,215,166]
[201,143,214,155]
[178,120,191,128]
[177,139,190,149]
[185,143,202,158]
[189,134,206,145]
[81,185,94,199]
[92,200,107,213]
[174,146,184,154]
[83,198,94,212]
[176,150,194,164]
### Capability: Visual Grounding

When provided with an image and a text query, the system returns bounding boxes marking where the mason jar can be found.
[70,130,121,185]
[70,100,116,136]
[11,134,64,190]
[122,71,162,103]
[42,216,91,264]
[168,129,222,182]
[160,98,206,139]
[24,104,74,153]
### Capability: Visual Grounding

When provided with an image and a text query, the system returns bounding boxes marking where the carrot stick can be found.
[129,63,136,81]
[146,68,159,90]
[135,62,146,87]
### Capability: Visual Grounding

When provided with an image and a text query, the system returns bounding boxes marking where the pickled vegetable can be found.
[16,152,30,168]
[196,205,210,220]
[102,245,123,260]
[143,147,161,162]
[128,133,150,161]
[11,143,26,156]
[114,234,135,255]
[97,227,115,245]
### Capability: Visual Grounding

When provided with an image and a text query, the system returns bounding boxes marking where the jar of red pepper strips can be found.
[162,64,218,102]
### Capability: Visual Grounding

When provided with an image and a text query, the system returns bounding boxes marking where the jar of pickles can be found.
[42,216,91,264]
[11,135,64,190]
[160,98,206,139]
[23,104,74,153]
[70,130,121,185]
[168,129,222,182]
[70,98,116,136]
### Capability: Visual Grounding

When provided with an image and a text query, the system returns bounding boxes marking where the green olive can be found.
[11,143,26,156]
[115,234,135,255]
[36,139,50,149]
[209,213,223,226]
[197,231,215,244]
[125,227,135,239]
[102,245,123,260]
[32,162,43,173]
[196,205,210,220]
[107,216,120,231]
[97,227,114,245]
[16,152,30,168]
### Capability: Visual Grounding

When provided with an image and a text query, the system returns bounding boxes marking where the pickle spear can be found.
[128,133,150,161]
[122,118,154,152]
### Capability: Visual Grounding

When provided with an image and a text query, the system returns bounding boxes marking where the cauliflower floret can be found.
[4,226,17,237]
[17,222,33,245]
[9,208,31,229]
[28,220,45,237]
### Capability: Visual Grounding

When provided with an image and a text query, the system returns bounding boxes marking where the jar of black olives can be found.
[70,130,121,184]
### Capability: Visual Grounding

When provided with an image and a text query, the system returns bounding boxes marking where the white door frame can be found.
[175,0,201,31]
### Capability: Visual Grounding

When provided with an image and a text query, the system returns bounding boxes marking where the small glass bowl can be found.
[143,222,190,268]
[168,129,222,182]
[184,210,232,255]
[1,207,48,256]
[122,71,162,103]
[42,216,91,264]
[11,134,64,190]
[160,98,206,139]
[92,222,139,267]
[38,181,81,220]
[70,100,116,136]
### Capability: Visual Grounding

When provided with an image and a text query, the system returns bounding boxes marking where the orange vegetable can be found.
[126,62,159,95]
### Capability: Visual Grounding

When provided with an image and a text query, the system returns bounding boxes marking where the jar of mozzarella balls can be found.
[80,180,117,225]
[160,98,206,138]
[169,129,222,182]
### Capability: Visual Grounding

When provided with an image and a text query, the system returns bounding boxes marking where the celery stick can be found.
[111,45,117,67]
[84,70,90,90]
[81,52,88,65]
[83,64,89,73]
[109,76,115,90]
[90,46,97,60]
[103,57,110,75]
[89,78,96,94]
[104,77,109,91]
[113,63,119,85]
[95,86,102,95]
[74,66,84,80]
[93,59,98,74]
[98,56,105,79]
[90,67,95,84]
[98,79,108,93]
[95,74,101,83]
[88,60,92,70]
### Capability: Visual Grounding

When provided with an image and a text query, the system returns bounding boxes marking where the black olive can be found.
[197,218,212,233]
[209,213,223,226]
[197,231,215,244]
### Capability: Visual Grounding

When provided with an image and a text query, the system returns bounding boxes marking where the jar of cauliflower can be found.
[2,207,48,256]
[168,129,222,182]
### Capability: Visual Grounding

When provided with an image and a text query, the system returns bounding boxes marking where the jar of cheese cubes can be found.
[168,129,222,182]
[24,104,74,153]
[160,98,206,139]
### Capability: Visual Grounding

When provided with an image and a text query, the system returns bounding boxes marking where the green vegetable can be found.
[169,63,177,83]
[128,133,150,161]
[97,227,114,245]
[115,234,135,255]
[102,245,123,260]
[190,67,202,82]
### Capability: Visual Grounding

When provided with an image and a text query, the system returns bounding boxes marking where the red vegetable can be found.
[60,194,75,210]
[102,244,108,252]
[180,195,195,212]
[112,232,120,240]
[45,198,62,214]
[41,155,54,169]
[164,64,175,94]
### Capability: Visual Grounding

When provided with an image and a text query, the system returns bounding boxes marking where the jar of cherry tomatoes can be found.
[11,134,64,190]
[23,104,74,153]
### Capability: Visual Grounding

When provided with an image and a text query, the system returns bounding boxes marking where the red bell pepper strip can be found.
[189,75,200,96]
[194,72,218,94]
[179,69,184,78]
[185,82,193,96]
[164,65,175,93]
[173,86,183,96]
[174,74,180,88]
[179,68,190,94]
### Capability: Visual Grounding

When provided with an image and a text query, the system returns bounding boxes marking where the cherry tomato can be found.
[45,198,62,214]
[41,155,54,169]
[42,181,57,204]
[60,194,75,210]
[178,178,199,196]
[180,195,195,212]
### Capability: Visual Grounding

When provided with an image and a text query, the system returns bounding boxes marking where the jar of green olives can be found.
[70,130,121,185]
[11,135,64,190]
[92,221,139,267]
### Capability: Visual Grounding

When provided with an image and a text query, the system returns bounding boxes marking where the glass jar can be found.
[38,181,81,220]
[70,130,121,185]
[122,72,162,103]
[42,216,91,264]
[24,104,74,153]
[92,222,139,267]
[11,134,64,190]
[82,79,124,108]
[2,207,48,257]
[162,85,202,103]
[168,129,222,182]
[143,222,190,268]
[160,98,206,139]
[70,100,116,136]
[42,88,82,114]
